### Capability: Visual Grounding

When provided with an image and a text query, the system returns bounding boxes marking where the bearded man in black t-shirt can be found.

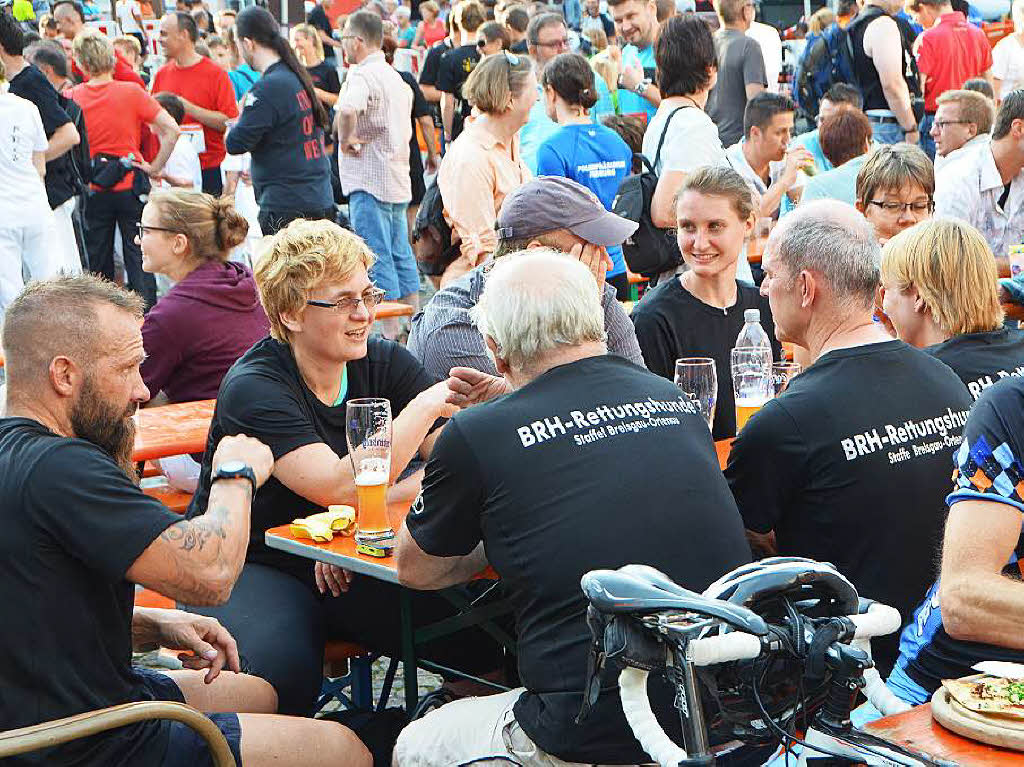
[0,276,369,767]
[726,201,973,675]
[394,250,753,765]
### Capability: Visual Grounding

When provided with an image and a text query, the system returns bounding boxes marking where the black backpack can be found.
[411,177,460,277]
[612,106,688,278]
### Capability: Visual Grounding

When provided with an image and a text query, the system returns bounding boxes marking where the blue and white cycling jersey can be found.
[890,376,1024,704]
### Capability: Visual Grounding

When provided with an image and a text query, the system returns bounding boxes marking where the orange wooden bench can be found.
[141,482,193,514]
[376,301,415,319]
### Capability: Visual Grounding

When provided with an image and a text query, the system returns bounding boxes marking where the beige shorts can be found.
[393,687,637,767]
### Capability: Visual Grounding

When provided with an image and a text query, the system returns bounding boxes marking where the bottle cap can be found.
[743,309,761,323]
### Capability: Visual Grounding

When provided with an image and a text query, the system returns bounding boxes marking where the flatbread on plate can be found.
[942,677,1024,720]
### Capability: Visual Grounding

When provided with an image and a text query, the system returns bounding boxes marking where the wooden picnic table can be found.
[266,504,510,712]
[865,703,1024,765]
[132,399,215,462]
[376,301,415,319]
[715,438,733,470]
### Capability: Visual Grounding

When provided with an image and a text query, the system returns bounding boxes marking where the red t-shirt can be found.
[70,79,161,191]
[71,49,145,87]
[917,12,993,112]
[151,56,238,170]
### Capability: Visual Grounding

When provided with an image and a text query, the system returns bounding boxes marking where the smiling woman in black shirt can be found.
[632,165,781,439]
[881,218,1024,400]
[185,219,501,716]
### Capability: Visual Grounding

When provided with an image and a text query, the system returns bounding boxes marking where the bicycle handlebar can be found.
[618,602,907,767]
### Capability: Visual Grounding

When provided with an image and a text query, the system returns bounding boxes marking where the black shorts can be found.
[134,667,244,767]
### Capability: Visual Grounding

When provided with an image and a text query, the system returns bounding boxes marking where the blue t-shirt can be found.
[535,123,633,278]
[520,77,613,173]
[617,43,657,121]
[229,64,260,101]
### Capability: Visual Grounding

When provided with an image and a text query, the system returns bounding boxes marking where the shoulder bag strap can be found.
[652,105,691,170]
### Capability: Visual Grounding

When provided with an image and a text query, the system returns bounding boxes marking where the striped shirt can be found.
[336,51,412,204]
[407,264,645,381]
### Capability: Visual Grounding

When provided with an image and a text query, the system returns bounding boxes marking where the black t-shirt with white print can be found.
[188,336,438,582]
[631,277,781,440]
[436,44,479,141]
[725,340,973,674]
[925,326,1024,400]
[406,354,751,763]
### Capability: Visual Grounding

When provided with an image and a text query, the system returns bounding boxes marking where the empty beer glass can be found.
[674,358,717,431]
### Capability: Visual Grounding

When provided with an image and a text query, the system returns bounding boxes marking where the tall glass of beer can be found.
[731,347,772,432]
[345,398,393,543]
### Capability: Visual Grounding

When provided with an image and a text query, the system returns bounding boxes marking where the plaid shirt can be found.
[407,264,645,382]
[337,51,413,204]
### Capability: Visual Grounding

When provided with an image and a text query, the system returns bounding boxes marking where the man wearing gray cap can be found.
[407,175,645,382]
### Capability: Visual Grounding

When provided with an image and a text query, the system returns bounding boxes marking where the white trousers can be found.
[0,204,59,319]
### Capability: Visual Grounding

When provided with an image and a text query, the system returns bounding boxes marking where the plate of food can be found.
[931,674,1024,752]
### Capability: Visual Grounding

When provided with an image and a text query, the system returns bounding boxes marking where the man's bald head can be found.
[2,276,144,394]
[768,200,880,310]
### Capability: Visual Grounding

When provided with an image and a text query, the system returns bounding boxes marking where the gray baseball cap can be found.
[495,176,638,247]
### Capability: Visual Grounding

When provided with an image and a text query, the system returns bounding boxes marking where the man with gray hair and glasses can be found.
[394,249,754,766]
[407,175,644,382]
[725,201,973,676]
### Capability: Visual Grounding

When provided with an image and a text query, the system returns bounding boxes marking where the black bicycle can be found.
[578,558,951,766]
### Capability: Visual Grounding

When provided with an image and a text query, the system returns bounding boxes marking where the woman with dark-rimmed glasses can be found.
[855,143,935,245]
[136,188,269,406]
[182,217,503,718]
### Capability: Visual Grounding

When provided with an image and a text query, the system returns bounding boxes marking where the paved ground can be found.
[135,651,443,712]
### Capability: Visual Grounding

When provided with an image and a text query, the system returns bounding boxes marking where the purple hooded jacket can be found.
[141,261,270,403]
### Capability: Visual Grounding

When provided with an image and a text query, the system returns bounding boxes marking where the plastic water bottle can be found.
[733,309,773,431]
[735,308,771,350]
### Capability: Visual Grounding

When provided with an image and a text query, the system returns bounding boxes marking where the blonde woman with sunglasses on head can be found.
[437,50,534,284]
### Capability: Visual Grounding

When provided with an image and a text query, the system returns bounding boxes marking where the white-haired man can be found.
[394,250,754,765]
[725,201,973,675]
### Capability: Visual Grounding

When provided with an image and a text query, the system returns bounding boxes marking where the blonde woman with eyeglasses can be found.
[182,217,503,719]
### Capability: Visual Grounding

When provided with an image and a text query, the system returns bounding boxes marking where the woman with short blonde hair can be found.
[437,51,534,281]
[186,216,501,718]
[881,218,1024,397]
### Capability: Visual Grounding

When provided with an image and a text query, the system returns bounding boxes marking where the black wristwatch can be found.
[212,460,257,496]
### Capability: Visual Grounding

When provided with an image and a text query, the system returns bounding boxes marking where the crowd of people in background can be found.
[7,0,1024,762]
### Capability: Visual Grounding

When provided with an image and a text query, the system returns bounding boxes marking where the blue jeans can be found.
[564,0,581,29]
[919,112,936,160]
[348,190,420,300]
[870,119,906,145]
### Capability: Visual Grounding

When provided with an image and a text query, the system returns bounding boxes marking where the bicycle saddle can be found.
[581,568,769,636]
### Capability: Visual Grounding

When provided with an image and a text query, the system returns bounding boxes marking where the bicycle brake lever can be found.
[577,607,609,723]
